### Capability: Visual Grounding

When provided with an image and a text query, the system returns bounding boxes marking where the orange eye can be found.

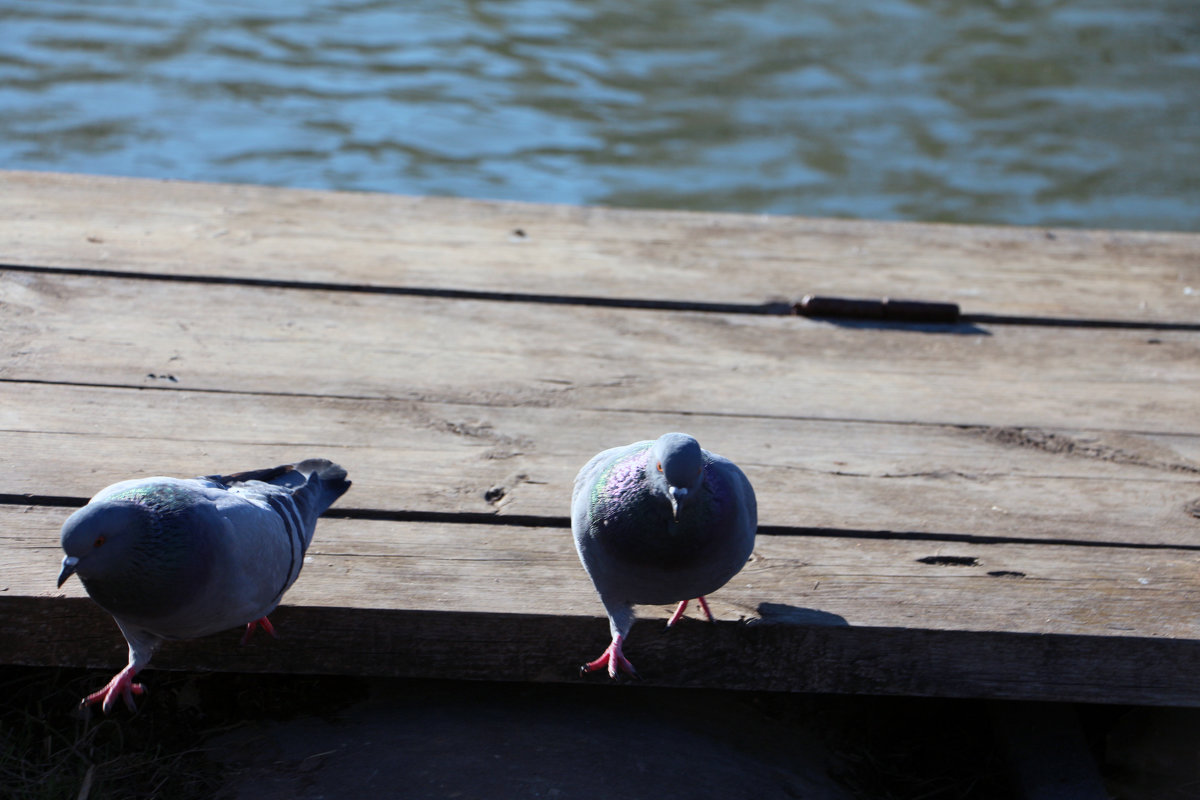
[93,536,106,548]
[656,462,663,472]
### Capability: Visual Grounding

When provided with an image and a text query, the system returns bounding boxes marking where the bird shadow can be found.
[751,602,849,627]
[814,318,992,336]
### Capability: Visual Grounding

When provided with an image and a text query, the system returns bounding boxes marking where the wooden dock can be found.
[2,170,1198,706]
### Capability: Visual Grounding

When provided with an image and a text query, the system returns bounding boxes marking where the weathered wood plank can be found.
[8,507,1200,705]
[4,170,1199,706]
[3,383,1199,547]
[1,170,1197,323]
[4,271,1198,433]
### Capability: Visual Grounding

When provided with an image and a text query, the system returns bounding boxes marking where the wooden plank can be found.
[8,506,1200,705]
[3,170,1199,707]
[4,271,1199,433]
[2,170,1198,323]
[3,383,1199,547]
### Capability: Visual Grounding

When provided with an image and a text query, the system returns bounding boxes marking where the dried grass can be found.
[0,666,364,800]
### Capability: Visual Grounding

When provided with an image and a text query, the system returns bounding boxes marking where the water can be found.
[2,0,1198,231]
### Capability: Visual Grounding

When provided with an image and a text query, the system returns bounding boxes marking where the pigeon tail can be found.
[213,458,351,530]
[286,459,351,529]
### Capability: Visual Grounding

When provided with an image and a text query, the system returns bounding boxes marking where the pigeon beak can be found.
[668,486,688,521]
[57,556,79,588]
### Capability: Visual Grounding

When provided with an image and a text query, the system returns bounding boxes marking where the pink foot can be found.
[240,616,278,645]
[666,596,716,628]
[82,665,145,713]
[580,635,638,679]
[666,599,690,628]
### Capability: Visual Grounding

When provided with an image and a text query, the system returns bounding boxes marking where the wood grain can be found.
[3,382,1198,546]
[4,271,1199,433]
[9,507,1200,705]
[1,170,1198,323]
[3,170,1200,705]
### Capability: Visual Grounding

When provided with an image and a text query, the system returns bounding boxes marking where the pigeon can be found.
[56,458,350,712]
[571,433,756,677]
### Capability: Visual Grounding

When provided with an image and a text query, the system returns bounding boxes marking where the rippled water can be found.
[2,0,1198,230]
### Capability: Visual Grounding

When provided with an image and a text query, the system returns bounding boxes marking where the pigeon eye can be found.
[93,536,106,548]
[656,462,663,472]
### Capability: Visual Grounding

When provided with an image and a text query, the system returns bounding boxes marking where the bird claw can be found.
[82,667,145,713]
[580,636,639,679]
[579,660,640,681]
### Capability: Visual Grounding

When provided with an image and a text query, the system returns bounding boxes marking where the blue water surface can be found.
[1,0,1197,230]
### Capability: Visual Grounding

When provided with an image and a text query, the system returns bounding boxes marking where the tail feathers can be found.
[286,458,351,526]
[292,458,350,490]
[211,463,297,487]
[212,459,351,525]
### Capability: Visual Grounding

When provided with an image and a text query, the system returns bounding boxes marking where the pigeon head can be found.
[648,433,705,520]
[58,500,156,588]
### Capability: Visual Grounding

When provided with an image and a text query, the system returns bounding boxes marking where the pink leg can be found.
[580,635,638,678]
[666,599,690,628]
[82,664,145,713]
[666,597,716,627]
[240,616,278,645]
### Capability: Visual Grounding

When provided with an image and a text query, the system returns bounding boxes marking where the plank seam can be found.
[0,263,788,316]
[5,263,1199,331]
[8,495,1200,552]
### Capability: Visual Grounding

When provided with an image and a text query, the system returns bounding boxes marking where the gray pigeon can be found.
[56,458,350,712]
[571,433,756,677]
